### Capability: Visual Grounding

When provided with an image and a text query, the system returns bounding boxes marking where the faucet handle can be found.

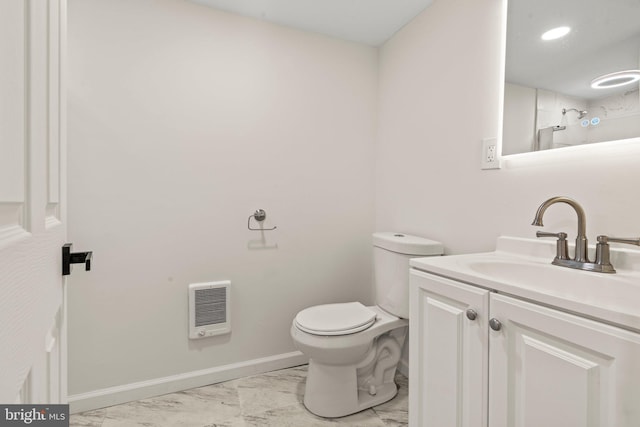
[594,235,640,274]
[536,231,567,239]
[536,231,569,260]
[597,236,640,246]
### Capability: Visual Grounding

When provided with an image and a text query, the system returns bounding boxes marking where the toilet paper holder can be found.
[247,209,277,231]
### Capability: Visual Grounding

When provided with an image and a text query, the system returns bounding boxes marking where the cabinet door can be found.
[409,270,490,427]
[489,293,640,427]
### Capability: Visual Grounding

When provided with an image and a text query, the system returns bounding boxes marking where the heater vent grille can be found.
[195,287,227,327]
[189,281,231,339]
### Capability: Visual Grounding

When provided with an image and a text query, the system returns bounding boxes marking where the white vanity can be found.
[408,236,640,427]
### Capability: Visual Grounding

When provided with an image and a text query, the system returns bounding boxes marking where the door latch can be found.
[62,243,93,276]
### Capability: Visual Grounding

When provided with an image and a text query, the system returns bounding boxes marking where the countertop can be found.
[410,236,640,333]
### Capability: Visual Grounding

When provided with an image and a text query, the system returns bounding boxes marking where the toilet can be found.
[290,232,443,418]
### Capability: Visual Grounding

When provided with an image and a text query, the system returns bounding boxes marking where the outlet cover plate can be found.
[481,138,500,170]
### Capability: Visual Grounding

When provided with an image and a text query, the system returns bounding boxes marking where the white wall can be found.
[68,0,640,403]
[67,0,377,396]
[502,83,536,155]
[376,0,640,254]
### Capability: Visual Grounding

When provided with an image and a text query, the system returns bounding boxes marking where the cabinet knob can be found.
[466,309,477,321]
[489,318,502,331]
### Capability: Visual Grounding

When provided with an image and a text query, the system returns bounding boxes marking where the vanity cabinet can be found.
[409,269,640,427]
[408,270,489,427]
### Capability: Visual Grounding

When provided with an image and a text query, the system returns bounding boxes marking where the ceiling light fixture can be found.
[541,26,571,41]
[591,70,640,89]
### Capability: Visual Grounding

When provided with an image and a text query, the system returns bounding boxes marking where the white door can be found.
[489,293,640,427]
[409,270,490,427]
[0,0,68,404]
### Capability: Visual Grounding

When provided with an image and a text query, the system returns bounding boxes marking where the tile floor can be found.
[69,365,408,426]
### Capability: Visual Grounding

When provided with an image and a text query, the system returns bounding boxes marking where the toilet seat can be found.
[295,302,377,336]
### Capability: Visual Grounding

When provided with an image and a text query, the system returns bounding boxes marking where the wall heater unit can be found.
[189,281,231,339]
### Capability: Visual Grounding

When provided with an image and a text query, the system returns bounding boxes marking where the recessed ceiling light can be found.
[541,26,571,41]
[591,70,640,89]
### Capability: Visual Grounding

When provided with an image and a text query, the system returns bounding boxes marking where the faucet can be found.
[532,196,640,273]
[532,196,589,262]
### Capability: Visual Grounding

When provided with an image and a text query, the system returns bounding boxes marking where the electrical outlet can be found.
[481,138,500,170]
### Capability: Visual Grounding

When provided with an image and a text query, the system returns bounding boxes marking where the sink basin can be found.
[467,258,561,282]
[463,257,640,304]
[410,236,640,332]
[466,258,634,289]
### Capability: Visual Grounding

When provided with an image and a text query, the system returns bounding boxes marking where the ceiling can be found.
[189,0,433,46]
[189,0,639,100]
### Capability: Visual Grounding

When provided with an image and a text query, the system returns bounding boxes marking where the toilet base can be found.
[302,360,399,418]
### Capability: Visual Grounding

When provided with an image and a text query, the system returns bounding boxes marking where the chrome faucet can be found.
[532,196,640,273]
[532,196,589,263]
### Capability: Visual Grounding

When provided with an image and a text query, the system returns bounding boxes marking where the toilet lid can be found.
[295,302,377,336]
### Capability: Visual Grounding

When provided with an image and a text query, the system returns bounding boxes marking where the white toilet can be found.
[290,232,443,418]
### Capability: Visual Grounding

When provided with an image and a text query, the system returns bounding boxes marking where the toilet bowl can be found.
[291,304,408,417]
[291,232,443,418]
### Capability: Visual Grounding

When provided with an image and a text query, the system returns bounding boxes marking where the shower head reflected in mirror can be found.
[562,108,588,119]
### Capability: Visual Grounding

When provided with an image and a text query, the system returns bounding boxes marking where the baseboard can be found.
[68,351,308,414]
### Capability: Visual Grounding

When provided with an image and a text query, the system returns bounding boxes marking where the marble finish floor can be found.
[70,365,408,426]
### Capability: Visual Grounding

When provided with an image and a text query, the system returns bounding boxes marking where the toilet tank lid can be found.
[373,232,443,256]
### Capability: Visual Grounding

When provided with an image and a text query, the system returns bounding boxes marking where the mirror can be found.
[502,0,640,155]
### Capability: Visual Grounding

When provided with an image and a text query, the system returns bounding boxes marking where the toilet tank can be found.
[373,232,443,318]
